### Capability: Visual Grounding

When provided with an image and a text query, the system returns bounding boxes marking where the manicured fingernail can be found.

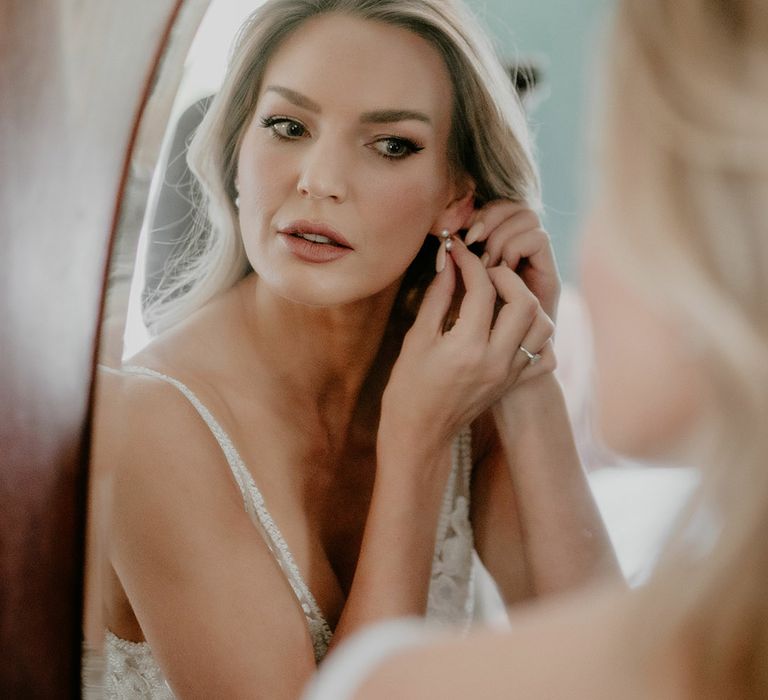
[436,241,446,273]
[465,221,485,245]
[480,252,490,267]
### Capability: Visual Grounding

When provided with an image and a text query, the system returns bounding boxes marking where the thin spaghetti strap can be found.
[120,365,333,660]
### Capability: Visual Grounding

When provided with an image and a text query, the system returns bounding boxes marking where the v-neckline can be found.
[121,365,333,657]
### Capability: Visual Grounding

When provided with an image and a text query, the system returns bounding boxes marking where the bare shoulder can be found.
[94,362,246,512]
[92,362,246,567]
[355,586,691,700]
[91,363,219,479]
[94,363,317,696]
[92,302,264,549]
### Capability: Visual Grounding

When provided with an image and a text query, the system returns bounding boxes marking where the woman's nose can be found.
[296,136,349,203]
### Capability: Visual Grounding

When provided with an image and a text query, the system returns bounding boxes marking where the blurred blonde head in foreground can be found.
[582,0,768,695]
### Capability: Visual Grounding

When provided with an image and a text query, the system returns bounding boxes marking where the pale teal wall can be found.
[466,0,614,281]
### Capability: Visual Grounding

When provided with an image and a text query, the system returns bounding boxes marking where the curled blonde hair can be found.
[144,0,539,333]
[601,1,768,695]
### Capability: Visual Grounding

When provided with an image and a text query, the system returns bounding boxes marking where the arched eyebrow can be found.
[360,109,431,125]
[264,85,321,112]
[264,85,432,125]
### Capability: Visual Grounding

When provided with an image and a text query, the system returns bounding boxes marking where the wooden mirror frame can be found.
[0,2,187,694]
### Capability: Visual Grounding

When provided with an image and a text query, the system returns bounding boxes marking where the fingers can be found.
[484,227,556,274]
[466,200,560,322]
[465,200,532,240]
[486,265,555,377]
[411,250,456,336]
[517,338,557,383]
[412,234,517,339]
[448,237,497,337]
[465,201,556,276]
[485,227,560,321]
[414,233,557,388]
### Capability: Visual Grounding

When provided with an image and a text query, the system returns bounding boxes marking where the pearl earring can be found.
[436,229,454,273]
[234,195,240,209]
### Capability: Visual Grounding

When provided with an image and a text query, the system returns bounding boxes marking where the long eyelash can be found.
[258,118,423,159]
[259,116,303,141]
[379,138,425,161]
[398,139,425,154]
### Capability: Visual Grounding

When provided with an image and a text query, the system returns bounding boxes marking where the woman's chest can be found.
[238,433,379,627]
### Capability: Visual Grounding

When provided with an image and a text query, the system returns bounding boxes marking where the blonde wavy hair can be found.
[144,0,539,334]
[600,0,768,696]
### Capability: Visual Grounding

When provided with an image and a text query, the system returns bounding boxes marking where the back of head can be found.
[602,1,768,696]
[603,0,768,327]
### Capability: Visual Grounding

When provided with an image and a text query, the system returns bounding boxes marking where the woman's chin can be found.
[255,273,392,311]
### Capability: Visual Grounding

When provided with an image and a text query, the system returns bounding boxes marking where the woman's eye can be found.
[371,137,424,160]
[260,117,308,140]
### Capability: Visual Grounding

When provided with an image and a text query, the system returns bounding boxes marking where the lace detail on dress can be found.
[427,426,475,627]
[104,631,173,699]
[101,366,475,698]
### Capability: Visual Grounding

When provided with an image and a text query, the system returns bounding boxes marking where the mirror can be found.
[83,0,697,696]
[0,1,214,695]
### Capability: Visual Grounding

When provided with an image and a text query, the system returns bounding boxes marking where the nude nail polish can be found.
[465,221,485,246]
[436,241,447,273]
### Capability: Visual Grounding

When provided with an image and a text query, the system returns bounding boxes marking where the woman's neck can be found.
[228,274,402,435]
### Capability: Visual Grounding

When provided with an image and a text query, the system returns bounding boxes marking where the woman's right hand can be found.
[381,236,555,460]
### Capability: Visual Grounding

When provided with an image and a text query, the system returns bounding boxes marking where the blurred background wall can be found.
[473,0,614,281]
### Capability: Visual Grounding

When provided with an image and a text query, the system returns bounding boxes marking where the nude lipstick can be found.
[277,220,353,263]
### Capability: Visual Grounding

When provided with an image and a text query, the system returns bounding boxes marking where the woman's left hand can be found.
[464,200,561,323]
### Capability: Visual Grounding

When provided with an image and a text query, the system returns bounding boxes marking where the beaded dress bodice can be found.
[99,366,475,699]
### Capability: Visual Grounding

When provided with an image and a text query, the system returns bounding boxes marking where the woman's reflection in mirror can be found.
[304,0,768,698]
[88,0,620,697]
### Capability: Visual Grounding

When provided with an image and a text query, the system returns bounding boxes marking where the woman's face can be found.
[236,13,462,307]
[580,207,708,461]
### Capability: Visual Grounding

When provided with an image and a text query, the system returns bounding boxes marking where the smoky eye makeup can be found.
[259,115,309,140]
[257,111,426,161]
[367,135,425,160]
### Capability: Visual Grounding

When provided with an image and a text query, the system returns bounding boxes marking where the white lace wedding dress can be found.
[92,365,476,699]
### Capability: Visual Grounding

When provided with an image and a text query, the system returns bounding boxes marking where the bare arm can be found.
[102,372,317,699]
[330,437,453,646]
[472,375,620,607]
[463,201,619,603]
